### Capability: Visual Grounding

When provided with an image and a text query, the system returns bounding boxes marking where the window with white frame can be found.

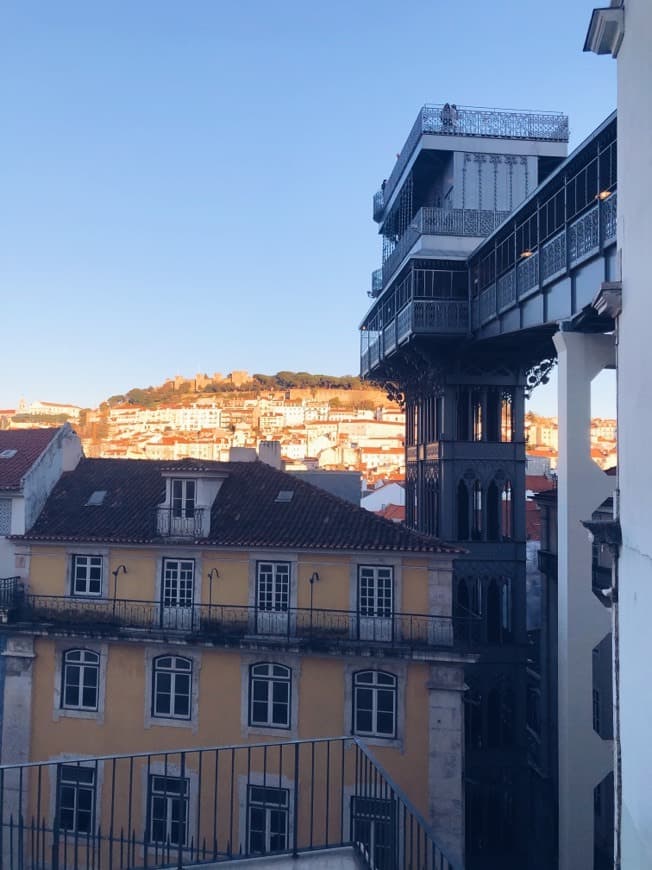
[71,555,103,597]
[351,796,397,869]
[353,671,397,738]
[0,498,11,536]
[172,479,196,518]
[256,562,290,613]
[62,650,100,711]
[249,663,291,728]
[58,764,96,834]
[162,559,194,608]
[152,656,192,720]
[358,566,393,618]
[247,785,289,854]
[148,775,189,846]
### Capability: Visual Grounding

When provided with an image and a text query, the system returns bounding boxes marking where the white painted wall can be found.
[553,330,614,870]
[0,425,82,578]
[360,483,406,512]
[615,1,652,865]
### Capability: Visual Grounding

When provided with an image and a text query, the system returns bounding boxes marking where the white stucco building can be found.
[585,1,651,865]
[0,425,82,578]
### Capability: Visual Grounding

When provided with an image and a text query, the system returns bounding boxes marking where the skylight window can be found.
[274,490,295,503]
[86,490,107,506]
[0,449,17,459]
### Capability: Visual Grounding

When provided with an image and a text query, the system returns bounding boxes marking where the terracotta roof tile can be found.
[0,428,61,490]
[21,458,461,554]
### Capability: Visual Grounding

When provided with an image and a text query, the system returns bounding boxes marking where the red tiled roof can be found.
[20,458,461,554]
[526,475,556,493]
[0,428,61,490]
[375,504,406,523]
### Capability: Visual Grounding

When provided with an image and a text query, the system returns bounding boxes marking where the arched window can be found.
[152,655,192,719]
[249,663,291,728]
[457,480,470,540]
[487,480,500,541]
[353,671,397,738]
[472,481,483,540]
[62,649,99,711]
[502,481,513,540]
[465,690,483,749]
[487,578,501,644]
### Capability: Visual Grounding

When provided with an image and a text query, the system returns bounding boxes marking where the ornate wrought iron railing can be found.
[155,507,206,537]
[0,736,461,870]
[6,592,482,651]
[418,207,511,238]
[378,105,569,215]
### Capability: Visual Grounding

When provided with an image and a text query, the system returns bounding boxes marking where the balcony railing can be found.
[378,104,569,217]
[371,268,383,297]
[0,736,460,870]
[156,506,206,537]
[417,207,511,238]
[379,207,510,294]
[4,590,482,652]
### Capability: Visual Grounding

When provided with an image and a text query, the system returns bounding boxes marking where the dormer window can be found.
[172,480,195,519]
[157,465,228,538]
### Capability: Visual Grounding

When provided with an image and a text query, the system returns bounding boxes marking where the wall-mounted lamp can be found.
[308,572,320,630]
[520,249,533,259]
[596,190,612,201]
[207,568,220,610]
[111,564,128,612]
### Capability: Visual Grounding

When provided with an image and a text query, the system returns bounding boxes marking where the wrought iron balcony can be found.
[378,207,510,294]
[4,589,481,653]
[0,736,459,870]
[380,104,569,214]
[156,506,206,537]
[537,549,558,579]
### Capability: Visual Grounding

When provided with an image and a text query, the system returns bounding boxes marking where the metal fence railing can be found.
[0,737,460,870]
[4,590,482,651]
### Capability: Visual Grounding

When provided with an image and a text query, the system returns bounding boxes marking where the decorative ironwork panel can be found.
[602,193,617,244]
[541,229,567,282]
[369,337,380,368]
[383,322,396,354]
[380,104,569,220]
[412,300,468,333]
[397,304,412,343]
[497,270,516,310]
[419,207,511,238]
[517,251,539,296]
[479,284,496,324]
[382,224,419,287]
[568,205,599,265]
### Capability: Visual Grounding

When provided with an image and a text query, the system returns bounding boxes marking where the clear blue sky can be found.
[1,0,616,414]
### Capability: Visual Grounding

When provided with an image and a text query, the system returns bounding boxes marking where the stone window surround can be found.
[240,651,301,739]
[237,771,295,856]
[52,640,109,724]
[47,754,106,838]
[247,552,299,613]
[64,547,110,599]
[343,659,407,752]
[155,552,204,608]
[138,759,200,859]
[144,646,202,734]
[348,557,403,618]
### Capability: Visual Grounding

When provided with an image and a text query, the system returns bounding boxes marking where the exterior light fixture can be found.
[596,190,612,201]
[207,568,220,610]
[111,564,128,613]
[520,250,533,259]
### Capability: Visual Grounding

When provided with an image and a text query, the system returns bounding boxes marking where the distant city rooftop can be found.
[376,104,570,218]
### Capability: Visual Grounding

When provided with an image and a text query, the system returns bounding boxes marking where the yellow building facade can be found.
[0,457,471,867]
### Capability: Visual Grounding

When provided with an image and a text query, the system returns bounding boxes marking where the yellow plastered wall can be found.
[26,545,436,615]
[30,638,430,818]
